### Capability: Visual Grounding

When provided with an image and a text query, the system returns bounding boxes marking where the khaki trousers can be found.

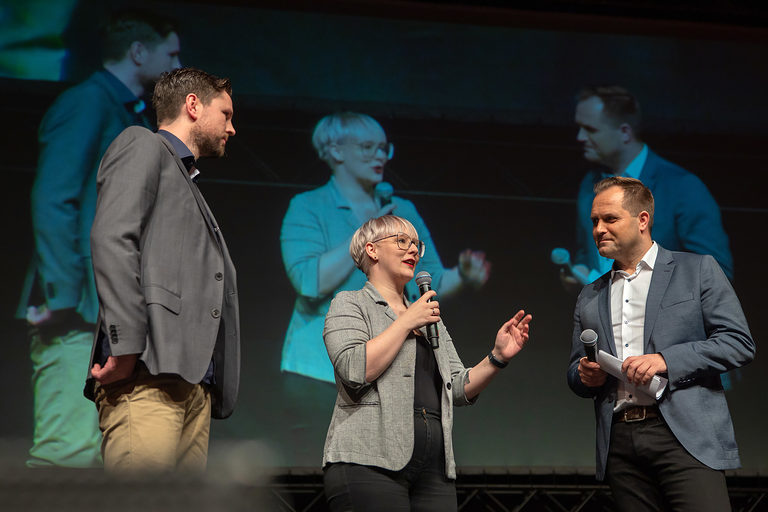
[95,364,211,473]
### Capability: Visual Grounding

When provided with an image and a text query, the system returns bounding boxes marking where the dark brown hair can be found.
[152,68,232,125]
[594,176,654,229]
[578,85,642,134]
[101,10,176,63]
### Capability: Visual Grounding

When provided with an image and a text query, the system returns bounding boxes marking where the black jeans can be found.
[607,415,731,512]
[324,407,456,512]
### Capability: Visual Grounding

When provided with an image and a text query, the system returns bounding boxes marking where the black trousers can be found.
[324,408,456,512]
[606,415,731,512]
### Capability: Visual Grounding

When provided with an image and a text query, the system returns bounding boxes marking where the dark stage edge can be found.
[2,467,764,511]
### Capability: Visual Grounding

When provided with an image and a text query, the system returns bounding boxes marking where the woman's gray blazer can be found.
[322,281,474,479]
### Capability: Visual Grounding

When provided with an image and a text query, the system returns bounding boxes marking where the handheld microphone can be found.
[580,329,598,363]
[374,181,393,209]
[415,271,439,349]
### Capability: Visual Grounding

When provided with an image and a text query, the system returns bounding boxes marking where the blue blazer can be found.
[575,149,734,280]
[567,246,754,480]
[17,71,150,323]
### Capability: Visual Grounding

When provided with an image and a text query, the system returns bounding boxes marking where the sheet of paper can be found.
[597,350,668,400]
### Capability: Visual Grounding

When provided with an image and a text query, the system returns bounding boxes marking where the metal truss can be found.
[265,470,768,512]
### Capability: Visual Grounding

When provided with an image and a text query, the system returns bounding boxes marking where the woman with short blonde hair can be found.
[322,215,532,511]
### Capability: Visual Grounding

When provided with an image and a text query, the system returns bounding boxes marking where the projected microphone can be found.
[580,329,598,363]
[374,181,393,210]
[415,271,439,349]
[551,247,571,268]
[551,248,590,285]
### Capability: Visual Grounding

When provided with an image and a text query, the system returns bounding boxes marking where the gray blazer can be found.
[322,282,475,479]
[567,246,754,480]
[84,126,240,419]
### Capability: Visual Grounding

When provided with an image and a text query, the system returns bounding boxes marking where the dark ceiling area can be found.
[181,0,768,29]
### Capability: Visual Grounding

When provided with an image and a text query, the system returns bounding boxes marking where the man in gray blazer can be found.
[84,67,239,472]
[567,176,754,511]
[17,10,180,469]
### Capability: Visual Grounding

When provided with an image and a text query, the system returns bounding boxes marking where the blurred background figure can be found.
[555,85,733,290]
[16,9,180,468]
[278,112,490,461]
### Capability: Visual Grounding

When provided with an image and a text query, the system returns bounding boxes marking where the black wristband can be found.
[488,351,508,369]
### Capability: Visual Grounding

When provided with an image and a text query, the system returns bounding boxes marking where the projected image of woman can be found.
[280,112,490,386]
[321,215,531,511]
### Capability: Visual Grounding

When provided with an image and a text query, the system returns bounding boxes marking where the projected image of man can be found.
[558,85,733,288]
[567,176,753,511]
[17,9,180,468]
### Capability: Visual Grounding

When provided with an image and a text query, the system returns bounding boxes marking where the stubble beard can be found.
[192,125,225,158]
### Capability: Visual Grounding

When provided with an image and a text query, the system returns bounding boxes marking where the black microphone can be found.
[374,181,393,209]
[580,329,598,363]
[415,271,439,349]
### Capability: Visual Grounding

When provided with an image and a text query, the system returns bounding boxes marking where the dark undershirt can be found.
[413,332,442,411]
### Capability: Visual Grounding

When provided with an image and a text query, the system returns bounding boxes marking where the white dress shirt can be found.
[610,241,658,411]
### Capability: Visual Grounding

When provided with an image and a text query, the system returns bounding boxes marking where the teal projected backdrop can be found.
[0,0,766,472]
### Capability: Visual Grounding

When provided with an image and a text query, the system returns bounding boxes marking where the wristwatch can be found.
[488,351,508,369]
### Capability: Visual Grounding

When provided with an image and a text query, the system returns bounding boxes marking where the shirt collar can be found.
[328,176,351,209]
[157,130,199,179]
[100,69,144,110]
[601,144,648,179]
[611,241,658,280]
[622,144,648,179]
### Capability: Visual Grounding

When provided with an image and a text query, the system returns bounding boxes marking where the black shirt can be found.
[413,332,442,411]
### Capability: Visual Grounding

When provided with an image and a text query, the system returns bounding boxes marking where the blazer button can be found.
[211,308,221,318]
[446,382,451,390]
[215,272,223,281]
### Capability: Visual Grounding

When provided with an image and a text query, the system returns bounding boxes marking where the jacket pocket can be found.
[661,291,694,309]
[144,285,181,315]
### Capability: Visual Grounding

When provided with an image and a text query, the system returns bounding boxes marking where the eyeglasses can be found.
[340,141,395,161]
[372,232,425,257]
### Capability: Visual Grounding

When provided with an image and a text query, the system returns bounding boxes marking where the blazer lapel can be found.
[644,247,675,350]
[157,135,222,251]
[597,276,617,357]
[638,149,659,190]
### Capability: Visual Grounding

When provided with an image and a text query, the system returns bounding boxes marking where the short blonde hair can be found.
[350,215,418,276]
[312,112,384,165]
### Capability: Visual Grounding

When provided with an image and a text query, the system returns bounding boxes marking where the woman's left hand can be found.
[492,310,532,363]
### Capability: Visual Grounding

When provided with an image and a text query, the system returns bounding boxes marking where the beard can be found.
[192,124,225,158]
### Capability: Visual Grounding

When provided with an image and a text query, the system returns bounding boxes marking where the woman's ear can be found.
[365,241,378,262]
[329,144,344,163]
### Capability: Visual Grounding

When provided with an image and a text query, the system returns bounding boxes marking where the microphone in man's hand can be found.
[580,329,598,363]
[415,271,439,349]
[374,181,393,210]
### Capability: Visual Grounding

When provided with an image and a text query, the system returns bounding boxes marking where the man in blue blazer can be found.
[561,85,733,287]
[567,176,754,511]
[16,10,180,468]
